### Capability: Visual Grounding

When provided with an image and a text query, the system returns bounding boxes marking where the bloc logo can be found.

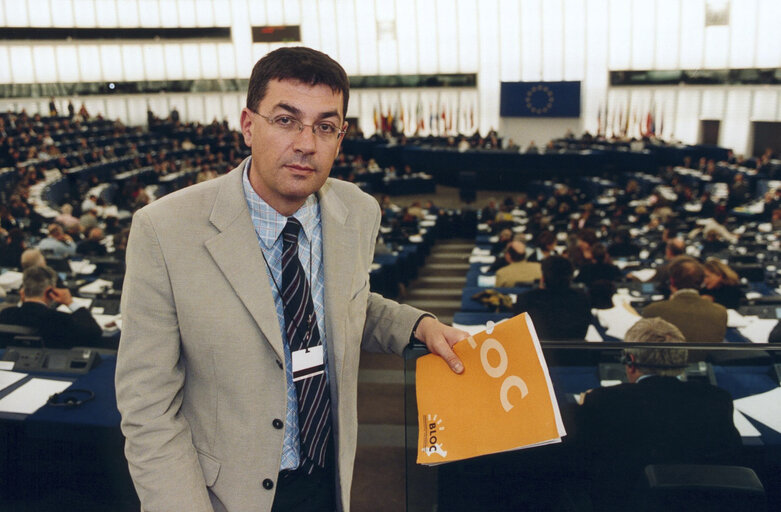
[422,414,447,458]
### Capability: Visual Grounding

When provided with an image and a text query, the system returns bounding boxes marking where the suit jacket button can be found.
[262,478,274,490]
[272,419,283,429]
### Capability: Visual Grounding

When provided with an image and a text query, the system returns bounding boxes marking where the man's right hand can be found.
[48,287,73,306]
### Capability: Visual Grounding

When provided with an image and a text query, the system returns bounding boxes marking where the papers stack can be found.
[734,388,781,435]
[68,260,97,275]
[0,271,23,291]
[78,278,113,296]
[0,377,72,415]
[594,299,641,340]
[416,313,565,464]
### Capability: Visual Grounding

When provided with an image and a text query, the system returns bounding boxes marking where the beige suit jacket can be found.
[115,161,424,512]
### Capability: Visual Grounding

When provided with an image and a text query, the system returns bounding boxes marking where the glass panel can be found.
[95,0,118,26]
[264,0,284,25]
[478,0,500,134]
[181,44,201,79]
[752,89,778,122]
[185,94,204,123]
[0,48,11,83]
[122,44,145,81]
[520,0,542,80]
[10,47,34,83]
[203,94,223,124]
[282,0,300,25]
[195,0,214,26]
[608,0,631,70]
[631,0,655,70]
[679,0,704,69]
[542,0,564,80]
[563,0,585,81]
[78,45,101,82]
[159,0,179,27]
[394,0,416,74]
[28,0,52,26]
[722,89,751,154]
[436,0,458,74]
[756,0,781,67]
[456,0,479,73]
[728,0,756,68]
[654,0,680,70]
[5,0,29,25]
[199,43,219,79]
[55,45,80,82]
[335,0,358,75]
[217,43,236,79]
[33,46,57,83]
[416,0,437,73]
[317,0,339,62]
[498,0,521,82]
[143,45,166,81]
[163,44,184,80]
[138,0,161,26]
[104,97,128,123]
[117,0,140,27]
[703,26,729,69]
[125,95,149,127]
[177,0,196,26]
[355,0,378,75]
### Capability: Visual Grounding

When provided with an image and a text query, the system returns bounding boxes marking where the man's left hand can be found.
[414,316,468,374]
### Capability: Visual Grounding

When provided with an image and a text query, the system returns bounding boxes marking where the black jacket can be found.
[0,302,103,349]
[514,286,591,341]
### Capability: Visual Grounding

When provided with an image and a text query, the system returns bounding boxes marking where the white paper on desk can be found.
[738,318,777,344]
[68,260,96,275]
[733,409,761,437]
[477,275,497,287]
[93,313,121,331]
[71,296,92,310]
[596,301,641,339]
[0,377,72,414]
[472,247,491,256]
[0,370,27,392]
[78,278,113,295]
[480,265,491,273]
[727,309,750,328]
[630,268,657,282]
[734,387,781,434]
[469,255,496,264]
[585,325,603,342]
[0,271,23,291]
[408,235,423,243]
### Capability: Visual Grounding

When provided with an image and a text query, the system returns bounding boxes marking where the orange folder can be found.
[416,313,565,464]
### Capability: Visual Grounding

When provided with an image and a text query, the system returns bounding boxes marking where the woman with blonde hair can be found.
[701,258,744,309]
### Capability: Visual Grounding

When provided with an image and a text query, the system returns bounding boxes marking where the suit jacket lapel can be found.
[318,180,358,388]
[204,163,285,361]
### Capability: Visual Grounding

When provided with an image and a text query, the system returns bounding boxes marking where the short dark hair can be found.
[542,255,573,290]
[246,47,350,118]
[669,257,704,290]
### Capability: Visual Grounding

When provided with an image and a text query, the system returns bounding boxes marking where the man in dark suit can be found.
[0,265,102,349]
[642,257,728,342]
[572,318,741,511]
[514,255,591,340]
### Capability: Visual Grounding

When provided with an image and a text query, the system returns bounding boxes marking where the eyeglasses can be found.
[253,111,346,142]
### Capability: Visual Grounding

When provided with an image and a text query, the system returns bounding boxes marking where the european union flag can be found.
[500,81,581,118]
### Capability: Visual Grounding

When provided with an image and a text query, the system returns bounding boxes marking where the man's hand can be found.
[48,287,73,306]
[414,316,468,374]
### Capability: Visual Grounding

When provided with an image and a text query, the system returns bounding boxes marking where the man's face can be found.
[240,79,346,216]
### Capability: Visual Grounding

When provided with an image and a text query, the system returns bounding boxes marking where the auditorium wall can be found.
[0,0,780,156]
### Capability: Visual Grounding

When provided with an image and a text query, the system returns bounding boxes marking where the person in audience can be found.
[20,248,46,270]
[571,317,741,511]
[514,255,591,340]
[574,242,622,287]
[691,205,738,245]
[649,238,686,297]
[528,230,557,262]
[0,265,102,349]
[606,227,640,259]
[54,203,80,230]
[495,241,542,287]
[769,321,781,343]
[37,223,76,258]
[641,257,727,342]
[79,207,99,232]
[0,228,26,268]
[76,227,107,257]
[701,258,744,309]
[490,228,513,255]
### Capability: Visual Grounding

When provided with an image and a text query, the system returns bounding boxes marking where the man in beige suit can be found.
[115,47,465,512]
[495,241,542,287]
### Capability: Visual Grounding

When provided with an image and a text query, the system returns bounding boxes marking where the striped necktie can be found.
[281,217,331,473]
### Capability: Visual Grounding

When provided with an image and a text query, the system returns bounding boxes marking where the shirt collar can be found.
[242,157,320,249]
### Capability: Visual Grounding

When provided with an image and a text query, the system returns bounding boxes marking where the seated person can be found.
[37,223,76,258]
[0,265,102,349]
[641,258,727,342]
[571,318,741,511]
[527,230,556,262]
[20,248,46,270]
[77,227,108,256]
[701,257,744,309]
[495,241,541,287]
[490,228,513,255]
[607,227,640,259]
[514,256,591,340]
[574,243,622,287]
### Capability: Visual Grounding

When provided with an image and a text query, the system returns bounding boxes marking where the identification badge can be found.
[291,345,325,382]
